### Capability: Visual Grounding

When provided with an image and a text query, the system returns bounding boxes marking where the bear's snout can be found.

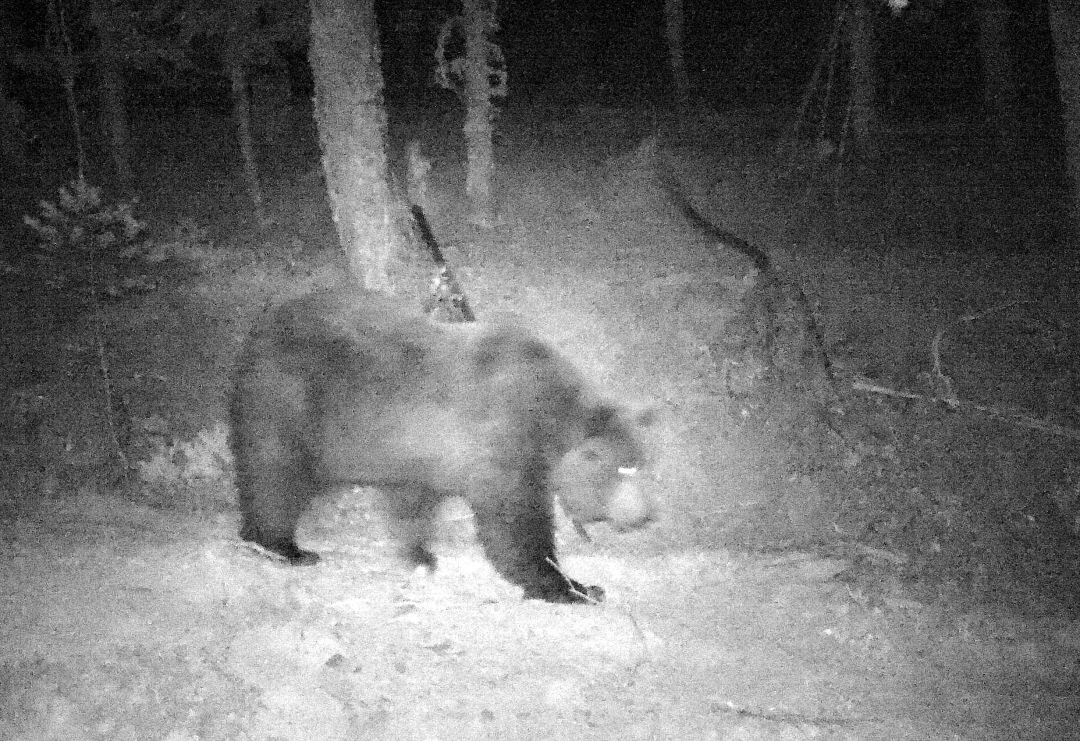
[606,473,657,531]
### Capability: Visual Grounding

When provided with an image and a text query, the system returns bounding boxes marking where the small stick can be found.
[851,379,1080,442]
[410,205,476,323]
[715,700,857,728]
[545,557,652,662]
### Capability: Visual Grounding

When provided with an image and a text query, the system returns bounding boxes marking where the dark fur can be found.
[230,284,655,603]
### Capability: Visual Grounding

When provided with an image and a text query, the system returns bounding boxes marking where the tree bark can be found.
[463,0,498,226]
[848,0,880,158]
[1048,0,1080,240]
[975,0,1019,146]
[223,37,266,226]
[664,0,690,104]
[309,0,396,289]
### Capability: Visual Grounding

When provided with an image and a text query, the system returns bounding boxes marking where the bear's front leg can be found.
[469,478,604,604]
[381,485,441,572]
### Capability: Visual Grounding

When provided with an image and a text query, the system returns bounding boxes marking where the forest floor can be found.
[1,101,1079,739]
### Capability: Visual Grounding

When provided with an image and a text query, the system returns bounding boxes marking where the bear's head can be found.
[555,404,658,534]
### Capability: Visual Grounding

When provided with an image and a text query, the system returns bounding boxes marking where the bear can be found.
[229,283,656,603]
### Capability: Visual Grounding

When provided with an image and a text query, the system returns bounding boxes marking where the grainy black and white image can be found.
[1,0,1079,738]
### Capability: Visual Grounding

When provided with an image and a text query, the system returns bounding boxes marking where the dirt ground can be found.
[1,102,1079,739]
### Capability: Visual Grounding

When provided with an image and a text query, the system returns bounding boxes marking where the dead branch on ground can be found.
[851,300,1080,441]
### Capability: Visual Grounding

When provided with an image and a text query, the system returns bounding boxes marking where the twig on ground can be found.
[715,699,858,727]
[545,556,652,659]
[852,542,910,566]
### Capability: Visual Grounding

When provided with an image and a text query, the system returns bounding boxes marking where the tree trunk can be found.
[847,0,880,158]
[391,3,424,96]
[48,0,87,181]
[309,0,396,289]
[88,0,132,189]
[0,22,25,175]
[0,76,28,174]
[1048,0,1080,240]
[463,0,498,226]
[224,38,266,226]
[664,0,690,104]
[975,0,1019,146]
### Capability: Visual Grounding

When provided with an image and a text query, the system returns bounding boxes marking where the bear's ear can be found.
[582,404,619,437]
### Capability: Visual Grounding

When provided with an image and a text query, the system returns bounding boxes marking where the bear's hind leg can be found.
[237,432,322,565]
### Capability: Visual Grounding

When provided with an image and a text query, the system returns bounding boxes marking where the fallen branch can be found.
[885,298,1080,438]
[851,379,1080,442]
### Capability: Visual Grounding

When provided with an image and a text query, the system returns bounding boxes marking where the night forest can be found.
[1,1,1080,739]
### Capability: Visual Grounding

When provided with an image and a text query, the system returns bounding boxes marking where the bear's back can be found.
[261,285,595,483]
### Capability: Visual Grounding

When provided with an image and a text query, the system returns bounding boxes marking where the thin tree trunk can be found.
[96,61,132,189]
[49,0,87,181]
[1048,0,1080,240]
[975,0,1019,146]
[848,0,880,158]
[778,4,843,165]
[224,39,265,225]
[463,0,497,226]
[309,0,396,289]
[88,0,132,190]
[664,0,690,104]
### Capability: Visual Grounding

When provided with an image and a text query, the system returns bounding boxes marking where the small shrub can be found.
[13,179,155,299]
[135,423,233,511]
